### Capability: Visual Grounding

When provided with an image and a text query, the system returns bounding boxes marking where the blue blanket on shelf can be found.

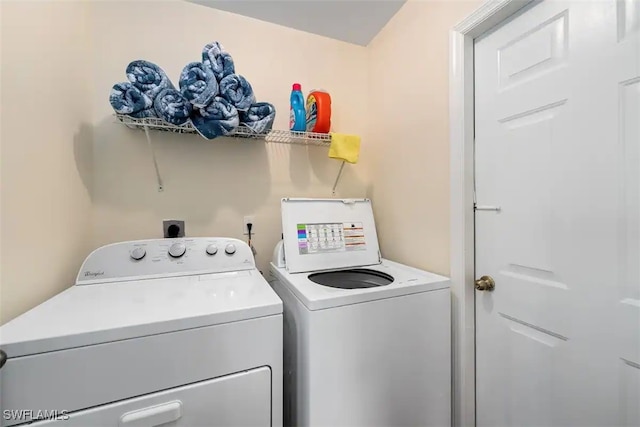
[191,96,239,140]
[219,74,255,112]
[202,42,235,82]
[126,60,174,100]
[153,88,192,126]
[109,82,156,118]
[179,62,218,108]
[239,103,276,134]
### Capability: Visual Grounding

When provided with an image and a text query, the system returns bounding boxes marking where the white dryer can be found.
[0,238,282,427]
[269,198,450,427]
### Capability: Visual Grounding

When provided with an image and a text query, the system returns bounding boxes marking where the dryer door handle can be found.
[0,349,6,370]
[119,401,182,427]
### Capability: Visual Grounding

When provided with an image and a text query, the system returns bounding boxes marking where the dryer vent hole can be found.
[168,225,180,238]
[163,220,185,238]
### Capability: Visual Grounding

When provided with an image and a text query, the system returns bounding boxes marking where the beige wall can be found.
[0,1,93,323]
[368,0,480,275]
[88,0,370,275]
[0,0,481,323]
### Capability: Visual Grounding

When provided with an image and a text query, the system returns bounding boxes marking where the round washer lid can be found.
[308,269,393,289]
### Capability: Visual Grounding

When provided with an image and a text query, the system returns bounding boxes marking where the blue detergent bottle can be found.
[290,83,306,131]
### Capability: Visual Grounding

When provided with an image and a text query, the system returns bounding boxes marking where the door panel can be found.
[497,10,568,90]
[475,1,640,426]
[619,73,640,427]
[618,0,640,41]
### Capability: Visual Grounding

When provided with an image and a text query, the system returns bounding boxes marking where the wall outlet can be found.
[163,220,185,238]
[243,216,255,235]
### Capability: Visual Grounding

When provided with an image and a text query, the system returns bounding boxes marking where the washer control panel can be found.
[77,238,255,285]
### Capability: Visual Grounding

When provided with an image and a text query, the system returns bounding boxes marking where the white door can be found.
[474,0,639,426]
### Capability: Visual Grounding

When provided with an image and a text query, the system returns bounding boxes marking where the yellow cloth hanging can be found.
[329,133,361,164]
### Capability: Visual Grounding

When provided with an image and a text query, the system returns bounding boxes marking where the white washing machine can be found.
[0,237,282,427]
[269,198,451,427]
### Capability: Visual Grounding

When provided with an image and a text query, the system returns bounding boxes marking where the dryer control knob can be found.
[206,244,218,255]
[225,243,236,255]
[168,242,186,258]
[130,247,146,261]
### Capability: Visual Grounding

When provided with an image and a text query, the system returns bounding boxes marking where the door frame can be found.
[449,1,536,425]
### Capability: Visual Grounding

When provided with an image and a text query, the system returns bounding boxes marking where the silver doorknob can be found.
[475,275,495,291]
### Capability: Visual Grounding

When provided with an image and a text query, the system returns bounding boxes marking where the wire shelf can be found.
[113,113,349,193]
[114,114,332,147]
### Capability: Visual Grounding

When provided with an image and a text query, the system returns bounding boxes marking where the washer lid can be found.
[0,270,282,358]
[281,198,381,273]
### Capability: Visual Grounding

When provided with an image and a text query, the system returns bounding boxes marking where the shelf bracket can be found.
[144,125,164,192]
[332,161,346,196]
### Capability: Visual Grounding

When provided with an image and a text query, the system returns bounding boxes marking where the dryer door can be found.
[28,367,271,427]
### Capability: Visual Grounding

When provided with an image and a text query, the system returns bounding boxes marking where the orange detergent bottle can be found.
[305,90,331,133]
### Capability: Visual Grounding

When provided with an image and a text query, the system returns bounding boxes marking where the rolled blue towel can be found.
[109,82,156,118]
[126,60,174,100]
[179,62,218,108]
[202,42,235,81]
[153,88,192,126]
[219,74,256,112]
[239,103,276,134]
[191,96,239,140]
